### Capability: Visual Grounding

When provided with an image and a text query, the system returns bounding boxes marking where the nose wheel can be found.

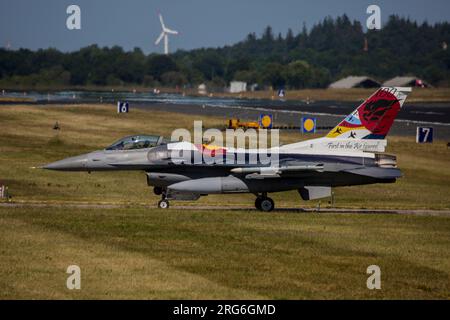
[255,195,275,212]
[158,199,170,209]
[156,188,170,209]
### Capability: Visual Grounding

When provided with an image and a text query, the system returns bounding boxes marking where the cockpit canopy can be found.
[106,135,165,151]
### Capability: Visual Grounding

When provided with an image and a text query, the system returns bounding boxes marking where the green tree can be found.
[233,70,259,84]
[262,63,286,88]
[146,55,178,81]
[285,60,311,89]
[161,71,187,87]
[193,50,224,80]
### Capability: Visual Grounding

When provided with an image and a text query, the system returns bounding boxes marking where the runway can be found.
[1,202,449,216]
[3,90,450,139]
[12,90,450,125]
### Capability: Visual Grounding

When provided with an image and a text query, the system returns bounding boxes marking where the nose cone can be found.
[43,154,88,171]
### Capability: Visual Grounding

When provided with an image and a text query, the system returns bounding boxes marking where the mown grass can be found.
[0,104,449,209]
[0,96,34,103]
[0,206,448,299]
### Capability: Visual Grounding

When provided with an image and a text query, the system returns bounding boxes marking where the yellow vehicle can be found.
[228,118,260,130]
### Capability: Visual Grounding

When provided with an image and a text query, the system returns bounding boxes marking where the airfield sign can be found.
[259,114,273,129]
[301,117,317,133]
[416,127,433,143]
[117,101,129,113]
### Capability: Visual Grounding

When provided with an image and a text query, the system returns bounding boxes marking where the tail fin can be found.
[326,87,411,139]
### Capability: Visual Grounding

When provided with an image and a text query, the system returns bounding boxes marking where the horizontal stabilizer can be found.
[344,167,402,179]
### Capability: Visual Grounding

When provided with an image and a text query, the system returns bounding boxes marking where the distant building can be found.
[229,81,247,93]
[329,76,381,89]
[383,76,431,88]
[198,83,207,95]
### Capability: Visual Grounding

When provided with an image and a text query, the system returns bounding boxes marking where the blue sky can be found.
[1,0,449,53]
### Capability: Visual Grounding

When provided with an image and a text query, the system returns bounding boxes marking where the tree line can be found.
[0,15,449,90]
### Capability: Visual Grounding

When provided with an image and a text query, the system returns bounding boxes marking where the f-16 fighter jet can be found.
[44,87,411,211]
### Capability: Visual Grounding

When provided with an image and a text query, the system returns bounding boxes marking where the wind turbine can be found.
[155,13,178,55]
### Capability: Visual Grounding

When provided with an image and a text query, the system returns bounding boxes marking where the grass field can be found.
[1,207,449,299]
[0,103,449,299]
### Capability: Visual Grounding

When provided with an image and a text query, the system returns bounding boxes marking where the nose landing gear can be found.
[156,187,170,209]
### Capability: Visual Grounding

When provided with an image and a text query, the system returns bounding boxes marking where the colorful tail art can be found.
[326,87,411,139]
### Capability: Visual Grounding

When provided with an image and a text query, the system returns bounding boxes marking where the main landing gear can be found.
[255,193,275,212]
[153,186,163,196]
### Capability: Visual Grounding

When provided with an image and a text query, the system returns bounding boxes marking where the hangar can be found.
[383,76,431,88]
[328,76,381,89]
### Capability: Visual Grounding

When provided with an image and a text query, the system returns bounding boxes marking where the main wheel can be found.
[255,197,262,210]
[259,197,274,212]
[158,199,169,209]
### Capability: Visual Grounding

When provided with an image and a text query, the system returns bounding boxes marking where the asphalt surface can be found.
[1,202,449,216]
[16,90,450,125]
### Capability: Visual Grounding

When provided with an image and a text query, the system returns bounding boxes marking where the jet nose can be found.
[43,154,88,171]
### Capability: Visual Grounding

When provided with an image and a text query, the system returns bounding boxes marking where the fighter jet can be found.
[44,87,411,211]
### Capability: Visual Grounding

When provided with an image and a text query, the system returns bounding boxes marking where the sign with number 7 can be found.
[416,127,434,143]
